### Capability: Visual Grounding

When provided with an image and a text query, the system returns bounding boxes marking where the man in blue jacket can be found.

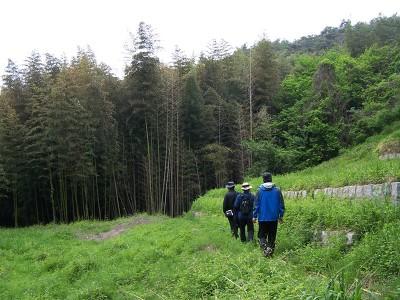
[253,172,285,257]
[234,182,255,242]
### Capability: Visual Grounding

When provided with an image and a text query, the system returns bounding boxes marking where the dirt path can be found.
[82,215,154,241]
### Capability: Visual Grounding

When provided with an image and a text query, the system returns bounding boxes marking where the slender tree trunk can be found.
[194,154,201,196]
[249,48,253,167]
[156,110,161,213]
[144,117,154,213]
[113,168,121,217]
[218,99,221,145]
[84,177,89,219]
[34,187,39,224]
[13,187,18,227]
[74,180,80,221]
[132,148,137,212]
[238,108,245,178]
[59,172,63,223]
[104,178,107,219]
[49,167,56,222]
[95,170,101,219]
[63,173,68,222]
[175,93,180,216]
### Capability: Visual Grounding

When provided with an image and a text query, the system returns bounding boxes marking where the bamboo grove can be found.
[1,15,400,226]
[0,22,253,226]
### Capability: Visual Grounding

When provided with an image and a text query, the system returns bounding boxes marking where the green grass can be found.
[1,196,399,299]
[244,122,400,191]
[1,123,400,299]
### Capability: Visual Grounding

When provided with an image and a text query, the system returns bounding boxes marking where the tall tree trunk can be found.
[113,168,121,217]
[145,117,154,213]
[249,48,253,167]
[13,188,18,227]
[238,108,245,178]
[34,187,39,224]
[49,167,56,222]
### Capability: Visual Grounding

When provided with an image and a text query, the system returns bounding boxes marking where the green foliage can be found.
[181,71,207,148]
[345,15,400,57]
[246,123,400,190]
[314,272,363,300]
[244,139,296,175]
[342,221,400,279]
[252,39,280,113]
[201,143,231,187]
[249,41,400,175]
[287,22,347,54]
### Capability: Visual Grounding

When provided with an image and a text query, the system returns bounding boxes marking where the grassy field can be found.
[1,194,399,299]
[1,123,400,299]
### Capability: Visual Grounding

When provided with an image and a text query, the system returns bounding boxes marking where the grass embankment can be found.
[1,195,400,299]
[246,122,400,191]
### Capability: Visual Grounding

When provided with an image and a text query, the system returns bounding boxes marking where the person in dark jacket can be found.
[253,172,285,257]
[234,182,255,242]
[223,181,238,238]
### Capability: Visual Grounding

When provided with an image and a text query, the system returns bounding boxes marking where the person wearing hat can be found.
[253,172,285,257]
[223,181,239,239]
[234,182,255,242]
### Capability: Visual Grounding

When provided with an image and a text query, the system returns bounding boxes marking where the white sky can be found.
[0,0,399,80]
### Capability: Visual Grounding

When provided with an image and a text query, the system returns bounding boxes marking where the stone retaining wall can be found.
[379,153,400,160]
[282,182,400,204]
[282,190,308,199]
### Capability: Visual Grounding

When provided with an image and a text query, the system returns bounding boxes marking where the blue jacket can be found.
[234,191,255,221]
[253,183,285,222]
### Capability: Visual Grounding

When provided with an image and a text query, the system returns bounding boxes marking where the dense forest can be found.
[0,15,399,226]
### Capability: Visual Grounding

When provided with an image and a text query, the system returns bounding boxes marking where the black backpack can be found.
[240,194,252,215]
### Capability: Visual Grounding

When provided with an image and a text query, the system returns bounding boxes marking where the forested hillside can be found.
[1,15,400,226]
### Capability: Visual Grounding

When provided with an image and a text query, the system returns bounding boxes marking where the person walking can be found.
[234,182,255,242]
[223,181,238,239]
[253,172,285,257]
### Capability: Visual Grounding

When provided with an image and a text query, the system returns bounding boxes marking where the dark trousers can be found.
[238,218,254,242]
[227,216,238,238]
[258,221,278,250]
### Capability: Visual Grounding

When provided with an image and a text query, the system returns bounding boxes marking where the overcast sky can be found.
[0,0,399,80]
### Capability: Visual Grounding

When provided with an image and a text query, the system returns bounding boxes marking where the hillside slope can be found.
[1,125,400,299]
[248,121,400,191]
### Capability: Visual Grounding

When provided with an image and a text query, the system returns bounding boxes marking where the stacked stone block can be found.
[282,182,399,204]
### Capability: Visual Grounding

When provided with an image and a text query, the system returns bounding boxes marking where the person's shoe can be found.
[263,246,273,257]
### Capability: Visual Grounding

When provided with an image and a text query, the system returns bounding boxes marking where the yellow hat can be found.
[241,182,252,190]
